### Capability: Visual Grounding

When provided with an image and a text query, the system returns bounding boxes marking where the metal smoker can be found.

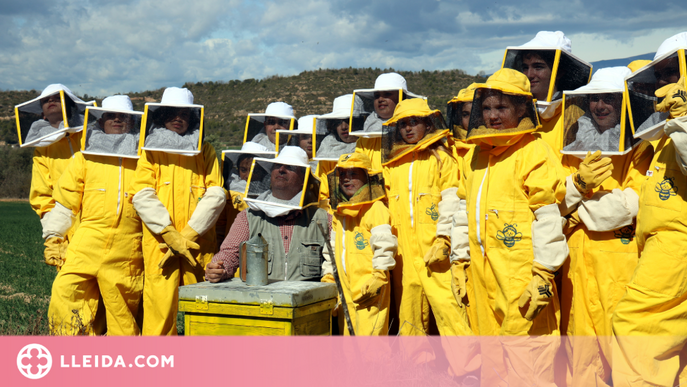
[239,233,269,286]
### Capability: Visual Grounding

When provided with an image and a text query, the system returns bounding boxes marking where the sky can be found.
[1,0,686,97]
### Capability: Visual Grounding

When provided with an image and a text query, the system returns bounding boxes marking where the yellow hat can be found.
[385,98,440,126]
[627,60,651,73]
[483,68,532,97]
[448,82,483,104]
[335,152,373,171]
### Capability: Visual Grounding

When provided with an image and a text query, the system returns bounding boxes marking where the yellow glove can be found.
[181,224,200,243]
[423,236,451,267]
[321,273,336,283]
[518,262,556,321]
[656,76,687,119]
[451,260,469,307]
[353,270,388,308]
[44,237,67,268]
[158,225,200,269]
[572,151,614,194]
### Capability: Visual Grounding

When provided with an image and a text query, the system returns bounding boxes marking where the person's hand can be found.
[205,261,226,283]
[451,260,469,307]
[44,237,67,268]
[572,151,613,194]
[158,225,200,269]
[656,76,687,119]
[321,273,336,283]
[518,262,556,321]
[423,236,451,266]
[353,270,388,308]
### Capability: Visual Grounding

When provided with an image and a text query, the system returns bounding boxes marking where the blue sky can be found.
[1,0,685,97]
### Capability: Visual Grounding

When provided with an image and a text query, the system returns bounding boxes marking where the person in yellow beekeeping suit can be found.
[554,66,654,386]
[42,95,144,335]
[129,87,225,336]
[15,84,93,269]
[451,68,568,386]
[321,152,397,335]
[612,31,687,387]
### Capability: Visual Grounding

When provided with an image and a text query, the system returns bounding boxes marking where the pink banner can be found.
[2,336,585,386]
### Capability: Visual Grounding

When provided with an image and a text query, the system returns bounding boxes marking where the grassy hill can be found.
[0,67,484,198]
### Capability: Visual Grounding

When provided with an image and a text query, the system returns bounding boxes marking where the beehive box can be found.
[178,278,337,336]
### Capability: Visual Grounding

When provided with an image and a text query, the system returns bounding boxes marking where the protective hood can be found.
[222,142,276,194]
[447,82,482,141]
[327,153,385,217]
[140,87,203,155]
[466,69,541,147]
[314,94,363,160]
[15,84,94,147]
[244,146,320,217]
[243,102,296,151]
[561,67,641,157]
[276,115,316,159]
[82,95,142,158]
[381,98,450,165]
[351,73,426,138]
[502,31,592,103]
[625,44,686,140]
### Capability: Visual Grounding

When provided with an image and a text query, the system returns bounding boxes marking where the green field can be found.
[0,201,54,335]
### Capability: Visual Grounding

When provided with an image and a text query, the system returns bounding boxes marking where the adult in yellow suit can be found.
[130,87,225,335]
[556,67,654,386]
[612,31,687,387]
[452,69,568,386]
[321,153,397,335]
[43,96,144,335]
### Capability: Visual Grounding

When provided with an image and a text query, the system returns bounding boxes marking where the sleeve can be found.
[41,153,85,239]
[663,116,687,175]
[532,203,569,272]
[577,142,653,232]
[129,150,173,234]
[450,198,470,262]
[365,201,397,271]
[321,225,336,276]
[30,147,56,218]
[210,210,249,281]
[435,150,459,238]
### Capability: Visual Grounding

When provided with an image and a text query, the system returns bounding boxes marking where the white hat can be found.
[570,67,631,93]
[271,146,309,167]
[249,101,296,122]
[101,95,134,112]
[241,141,270,153]
[294,115,317,134]
[518,31,572,53]
[655,32,687,60]
[16,83,86,114]
[318,94,364,119]
[160,87,194,105]
[354,72,424,99]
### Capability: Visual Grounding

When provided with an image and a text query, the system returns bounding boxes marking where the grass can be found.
[0,201,54,335]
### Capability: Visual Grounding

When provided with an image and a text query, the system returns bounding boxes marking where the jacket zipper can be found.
[409,157,415,228]
[342,218,347,275]
[116,158,122,216]
[476,165,489,256]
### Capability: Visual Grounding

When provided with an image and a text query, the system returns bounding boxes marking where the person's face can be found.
[461,102,472,130]
[373,90,399,120]
[164,108,191,135]
[482,93,523,130]
[238,157,253,181]
[264,116,290,144]
[99,112,133,134]
[298,134,312,158]
[339,168,368,198]
[40,94,63,126]
[654,57,680,88]
[336,120,355,143]
[397,116,429,144]
[522,54,553,101]
[270,164,305,200]
[589,93,622,132]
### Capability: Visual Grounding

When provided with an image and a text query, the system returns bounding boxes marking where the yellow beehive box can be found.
[178,279,337,336]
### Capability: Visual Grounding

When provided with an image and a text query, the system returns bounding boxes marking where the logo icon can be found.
[496,224,522,248]
[614,225,635,245]
[354,232,369,250]
[426,203,439,221]
[233,195,242,206]
[655,177,678,201]
[17,343,52,380]
[538,284,553,298]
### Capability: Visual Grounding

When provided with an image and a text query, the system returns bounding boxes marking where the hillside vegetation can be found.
[0,67,484,198]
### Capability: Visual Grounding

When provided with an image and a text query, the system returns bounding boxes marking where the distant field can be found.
[0,201,54,335]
